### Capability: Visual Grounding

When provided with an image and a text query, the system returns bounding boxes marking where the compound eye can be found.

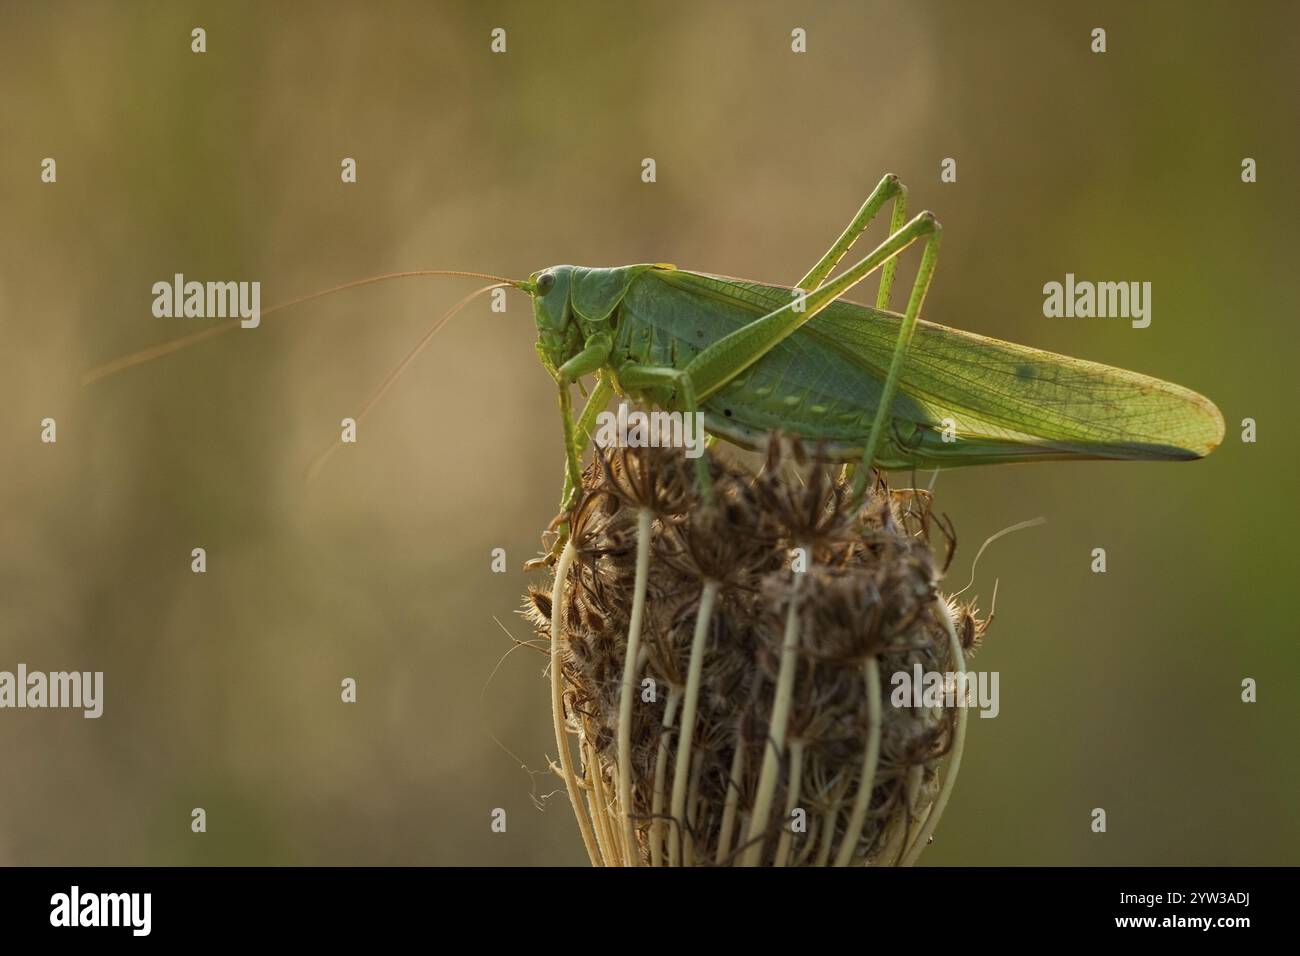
[536,272,556,295]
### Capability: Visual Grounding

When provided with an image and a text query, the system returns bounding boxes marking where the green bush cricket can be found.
[84,173,1224,553]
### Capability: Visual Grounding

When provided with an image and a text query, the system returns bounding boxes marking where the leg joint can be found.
[915,210,942,233]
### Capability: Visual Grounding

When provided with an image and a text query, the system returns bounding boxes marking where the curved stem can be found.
[583,734,620,867]
[813,785,845,866]
[794,816,820,865]
[773,738,805,866]
[741,558,806,866]
[669,580,720,867]
[684,754,705,867]
[898,764,929,859]
[901,600,968,866]
[833,655,882,866]
[616,507,654,866]
[650,687,683,867]
[715,730,746,864]
[876,802,911,867]
[549,541,601,865]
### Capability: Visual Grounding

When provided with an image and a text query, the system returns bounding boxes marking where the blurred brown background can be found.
[1,0,1296,865]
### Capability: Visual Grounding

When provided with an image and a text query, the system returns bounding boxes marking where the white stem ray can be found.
[833,655,882,866]
[616,507,654,866]
[669,579,720,867]
[901,600,968,866]
[741,554,806,866]
[549,541,601,865]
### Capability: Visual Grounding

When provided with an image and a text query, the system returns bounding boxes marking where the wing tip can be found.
[1181,389,1226,460]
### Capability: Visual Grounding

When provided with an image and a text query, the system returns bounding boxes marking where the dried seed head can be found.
[753,434,857,546]
[528,434,988,866]
[597,443,698,515]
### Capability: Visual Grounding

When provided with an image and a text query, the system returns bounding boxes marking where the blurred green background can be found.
[1,0,1296,865]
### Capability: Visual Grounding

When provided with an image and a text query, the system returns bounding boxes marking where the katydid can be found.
[84,174,1224,534]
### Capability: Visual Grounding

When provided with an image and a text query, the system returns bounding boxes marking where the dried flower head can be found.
[526,432,987,867]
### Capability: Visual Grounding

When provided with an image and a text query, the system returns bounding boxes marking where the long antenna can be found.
[81,269,526,386]
[305,281,510,481]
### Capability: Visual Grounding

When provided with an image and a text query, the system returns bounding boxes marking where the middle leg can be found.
[615,363,711,498]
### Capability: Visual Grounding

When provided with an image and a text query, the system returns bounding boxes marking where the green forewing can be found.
[630,268,1223,466]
